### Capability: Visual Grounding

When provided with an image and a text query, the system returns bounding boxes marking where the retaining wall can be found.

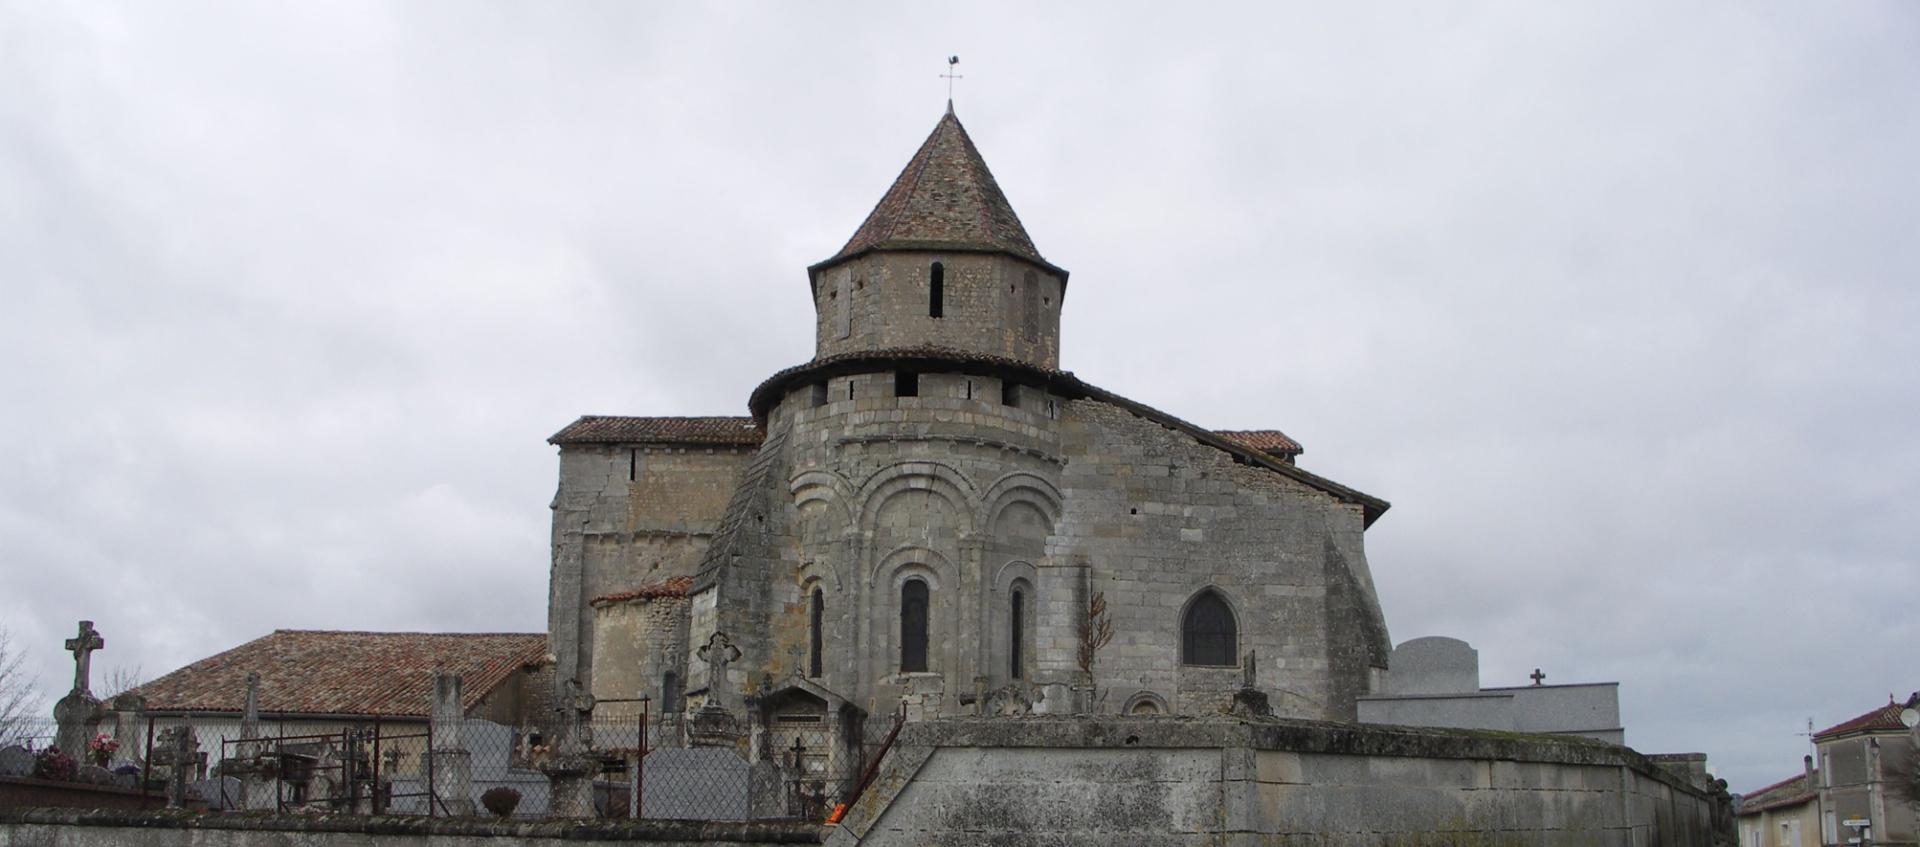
[827,716,1731,847]
[0,807,822,846]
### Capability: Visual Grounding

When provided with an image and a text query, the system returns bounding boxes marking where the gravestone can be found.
[428,668,475,815]
[106,690,147,769]
[538,678,598,818]
[226,672,278,810]
[76,764,116,786]
[53,620,107,757]
[688,633,745,749]
[0,745,32,777]
[149,726,203,809]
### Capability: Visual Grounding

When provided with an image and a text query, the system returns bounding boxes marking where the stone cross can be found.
[234,672,264,760]
[64,621,105,696]
[242,672,261,724]
[698,632,742,704]
[1530,668,1547,686]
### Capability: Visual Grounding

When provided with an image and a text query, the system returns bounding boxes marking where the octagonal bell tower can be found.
[806,105,1069,369]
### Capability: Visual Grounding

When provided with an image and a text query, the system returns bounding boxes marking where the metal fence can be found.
[79,704,906,822]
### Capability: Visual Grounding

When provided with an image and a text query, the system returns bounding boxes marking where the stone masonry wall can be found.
[549,443,752,696]
[827,717,1728,847]
[811,252,1064,369]
[676,363,1388,725]
[0,808,822,847]
[591,594,690,708]
[1055,398,1391,721]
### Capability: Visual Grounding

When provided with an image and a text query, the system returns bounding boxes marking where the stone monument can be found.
[149,725,202,809]
[52,620,106,758]
[427,668,475,816]
[688,632,744,749]
[537,677,598,818]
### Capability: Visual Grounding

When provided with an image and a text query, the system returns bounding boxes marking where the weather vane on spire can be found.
[941,55,963,112]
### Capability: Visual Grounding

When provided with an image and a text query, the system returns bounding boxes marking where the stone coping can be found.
[0,807,825,843]
[0,776,152,797]
[893,716,1709,797]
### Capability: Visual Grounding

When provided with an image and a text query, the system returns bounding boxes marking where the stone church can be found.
[546,106,1394,737]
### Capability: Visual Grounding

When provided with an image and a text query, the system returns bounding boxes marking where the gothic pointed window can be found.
[808,588,825,678]
[1181,590,1237,667]
[929,262,945,318]
[900,578,930,673]
[1009,588,1026,680]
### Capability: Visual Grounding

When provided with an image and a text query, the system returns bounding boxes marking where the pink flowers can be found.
[86,733,118,767]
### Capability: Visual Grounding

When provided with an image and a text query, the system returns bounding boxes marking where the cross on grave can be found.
[1530,668,1547,686]
[698,632,743,702]
[65,620,105,696]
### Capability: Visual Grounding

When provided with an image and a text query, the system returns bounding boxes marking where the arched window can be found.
[929,262,945,318]
[900,578,930,672]
[1181,590,1237,666]
[808,588,825,678]
[1009,588,1026,680]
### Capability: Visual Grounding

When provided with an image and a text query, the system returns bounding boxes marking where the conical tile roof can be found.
[819,107,1059,274]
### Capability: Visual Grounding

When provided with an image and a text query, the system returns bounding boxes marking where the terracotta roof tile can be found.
[1214,429,1304,458]
[820,109,1059,276]
[1814,691,1919,739]
[591,575,696,606]
[133,631,548,718]
[1737,771,1817,813]
[549,415,764,447]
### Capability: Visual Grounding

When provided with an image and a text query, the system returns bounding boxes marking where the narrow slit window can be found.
[848,381,855,400]
[900,579,930,673]
[628,450,637,481]
[1021,270,1040,340]
[1010,588,1026,680]
[929,262,945,318]
[808,588,825,678]
[895,371,919,398]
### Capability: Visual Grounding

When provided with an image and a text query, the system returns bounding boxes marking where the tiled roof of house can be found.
[1214,429,1305,458]
[1814,691,1919,739]
[1737,771,1817,815]
[817,108,1062,277]
[134,630,548,718]
[549,415,764,447]
[591,575,696,607]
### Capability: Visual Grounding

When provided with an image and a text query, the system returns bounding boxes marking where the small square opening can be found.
[895,371,919,398]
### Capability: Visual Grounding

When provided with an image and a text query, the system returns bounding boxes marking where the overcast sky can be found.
[3,2,1915,793]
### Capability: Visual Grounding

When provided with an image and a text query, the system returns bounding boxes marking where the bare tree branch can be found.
[98,665,144,701]
[1076,591,1115,682]
[0,627,45,746]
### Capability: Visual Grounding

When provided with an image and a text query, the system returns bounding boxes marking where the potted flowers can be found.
[86,734,120,768]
